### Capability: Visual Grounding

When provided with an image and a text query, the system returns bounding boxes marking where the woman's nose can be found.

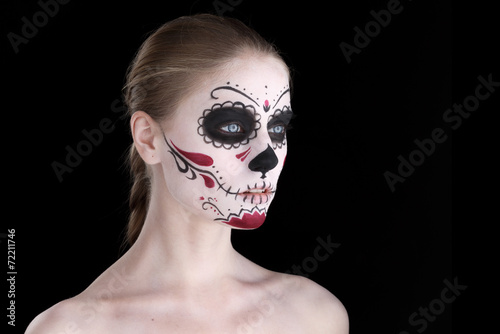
[248,144,278,179]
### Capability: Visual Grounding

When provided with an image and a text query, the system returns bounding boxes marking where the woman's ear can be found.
[130,111,162,165]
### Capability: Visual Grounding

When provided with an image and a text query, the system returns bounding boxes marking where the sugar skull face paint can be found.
[158,57,292,229]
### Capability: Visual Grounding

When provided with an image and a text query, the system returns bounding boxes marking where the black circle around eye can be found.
[267,122,286,142]
[202,106,256,146]
[267,106,293,146]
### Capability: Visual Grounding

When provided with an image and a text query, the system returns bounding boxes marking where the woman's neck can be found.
[122,181,240,290]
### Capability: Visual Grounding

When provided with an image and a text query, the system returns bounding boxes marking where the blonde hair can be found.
[123,14,289,246]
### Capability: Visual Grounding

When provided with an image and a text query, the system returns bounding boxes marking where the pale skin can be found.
[26,55,349,333]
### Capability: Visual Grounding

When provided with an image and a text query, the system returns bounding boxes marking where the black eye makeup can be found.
[197,101,261,149]
[267,106,293,147]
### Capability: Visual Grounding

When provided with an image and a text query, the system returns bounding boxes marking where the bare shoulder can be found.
[25,296,96,334]
[25,261,137,333]
[274,273,349,334]
[25,298,76,334]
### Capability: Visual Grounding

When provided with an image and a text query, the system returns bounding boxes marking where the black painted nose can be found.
[248,144,278,179]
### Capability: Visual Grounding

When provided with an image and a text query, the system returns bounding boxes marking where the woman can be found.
[26,14,348,333]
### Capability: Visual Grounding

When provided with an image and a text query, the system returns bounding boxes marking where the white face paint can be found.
[158,56,292,229]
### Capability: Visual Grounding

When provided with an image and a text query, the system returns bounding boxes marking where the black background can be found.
[1,0,496,333]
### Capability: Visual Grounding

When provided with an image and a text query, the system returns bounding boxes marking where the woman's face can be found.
[158,56,292,229]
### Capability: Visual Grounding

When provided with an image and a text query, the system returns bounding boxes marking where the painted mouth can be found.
[237,185,274,204]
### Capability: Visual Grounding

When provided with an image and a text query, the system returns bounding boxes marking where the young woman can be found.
[26,14,348,333]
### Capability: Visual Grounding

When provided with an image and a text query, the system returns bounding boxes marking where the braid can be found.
[126,145,150,245]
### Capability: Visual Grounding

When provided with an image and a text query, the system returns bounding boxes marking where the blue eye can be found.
[267,122,288,144]
[220,123,243,133]
[269,125,285,134]
[267,107,293,145]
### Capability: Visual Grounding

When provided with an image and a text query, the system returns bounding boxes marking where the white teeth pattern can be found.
[243,181,272,194]
[240,182,274,204]
[242,194,269,204]
[246,189,267,193]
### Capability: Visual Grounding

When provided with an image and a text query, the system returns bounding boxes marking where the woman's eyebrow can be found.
[210,86,260,107]
[271,88,290,109]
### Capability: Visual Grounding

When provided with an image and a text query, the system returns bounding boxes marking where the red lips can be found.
[225,210,266,229]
